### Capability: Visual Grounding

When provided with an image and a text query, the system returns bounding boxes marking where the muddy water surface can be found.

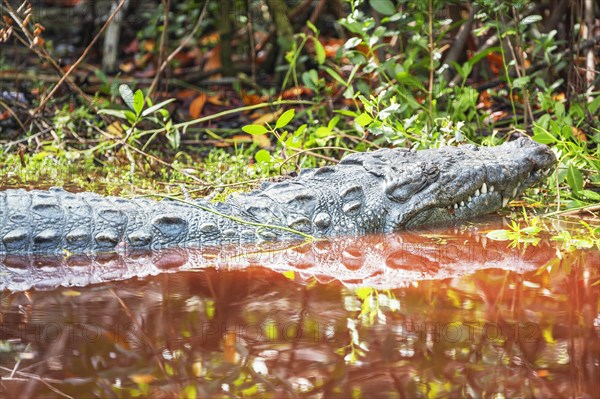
[1,219,598,398]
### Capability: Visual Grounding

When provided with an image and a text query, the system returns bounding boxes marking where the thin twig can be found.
[0,99,26,131]
[541,204,600,218]
[0,367,74,399]
[32,0,129,114]
[279,146,359,174]
[148,0,209,97]
[427,0,434,126]
[2,1,95,114]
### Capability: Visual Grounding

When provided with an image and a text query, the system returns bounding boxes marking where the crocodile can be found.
[0,138,555,255]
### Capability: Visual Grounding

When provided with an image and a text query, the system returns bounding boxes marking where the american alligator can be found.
[0,138,555,255]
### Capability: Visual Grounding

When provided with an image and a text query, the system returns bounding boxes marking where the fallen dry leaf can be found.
[572,127,587,141]
[252,134,271,148]
[106,121,124,137]
[281,86,313,99]
[242,92,264,105]
[129,374,156,384]
[119,61,135,73]
[200,32,220,46]
[174,89,198,100]
[203,45,222,76]
[207,94,225,105]
[486,52,503,76]
[253,109,282,125]
[189,93,208,118]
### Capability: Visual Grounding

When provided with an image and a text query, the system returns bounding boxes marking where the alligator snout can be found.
[515,137,557,172]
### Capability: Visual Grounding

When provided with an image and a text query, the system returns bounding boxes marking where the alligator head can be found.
[234,138,556,236]
[360,138,557,229]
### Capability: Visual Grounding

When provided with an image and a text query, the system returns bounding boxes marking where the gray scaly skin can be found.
[0,138,556,255]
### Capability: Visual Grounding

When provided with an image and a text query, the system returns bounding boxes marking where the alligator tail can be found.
[0,187,232,254]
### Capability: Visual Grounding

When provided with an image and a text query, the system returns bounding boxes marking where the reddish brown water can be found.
[1,220,599,398]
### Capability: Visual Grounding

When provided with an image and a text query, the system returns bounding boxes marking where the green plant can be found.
[98,84,177,148]
[551,221,600,251]
[486,210,542,247]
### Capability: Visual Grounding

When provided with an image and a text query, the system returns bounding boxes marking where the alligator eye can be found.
[385,177,427,202]
[384,163,438,202]
[424,163,439,182]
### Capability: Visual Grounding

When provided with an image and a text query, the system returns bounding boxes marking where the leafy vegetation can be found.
[0,0,598,210]
[1,3,598,397]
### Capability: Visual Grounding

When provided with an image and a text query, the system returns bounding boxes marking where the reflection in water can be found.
[1,221,558,291]
[0,221,599,398]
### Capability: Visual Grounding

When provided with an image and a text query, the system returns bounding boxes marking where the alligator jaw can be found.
[398,138,556,228]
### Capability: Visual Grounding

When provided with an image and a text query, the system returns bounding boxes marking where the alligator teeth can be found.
[468,196,472,202]
[481,183,487,194]
[489,185,494,192]
[475,189,480,197]
[502,197,509,207]
[454,203,458,209]
[512,187,518,197]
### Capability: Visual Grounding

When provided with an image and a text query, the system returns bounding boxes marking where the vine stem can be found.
[427,0,434,126]
[142,100,317,136]
[148,194,316,242]
[541,204,600,218]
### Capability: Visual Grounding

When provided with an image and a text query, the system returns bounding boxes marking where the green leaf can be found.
[379,103,401,120]
[512,76,530,89]
[355,287,372,300]
[519,15,542,26]
[124,110,137,124]
[141,98,176,117]
[302,70,318,89]
[275,109,295,129]
[282,270,295,280]
[312,37,326,65]
[566,164,584,192]
[532,125,557,144]
[133,89,144,116]
[589,95,600,114]
[294,123,307,137]
[580,189,600,201]
[315,126,332,138]
[334,109,358,117]
[324,67,347,86]
[119,84,135,111]
[183,385,197,399]
[467,47,502,67]
[255,149,271,164]
[94,68,108,84]
[369,0,395,16]
[521,226,541,235]
[327,115,340,131]
[166,129,180,149]
[396,71,426,91]
[242,124,269,135]
[355,113,373,127]
[486,230,511,241]
[344,37,362,50]
[306,20,318,35]
[97,109,128,119]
